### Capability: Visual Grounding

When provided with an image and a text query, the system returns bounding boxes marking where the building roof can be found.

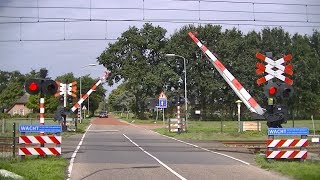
[15,93,30,104]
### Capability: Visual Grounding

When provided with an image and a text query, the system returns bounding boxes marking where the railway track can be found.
[220,140,320,153]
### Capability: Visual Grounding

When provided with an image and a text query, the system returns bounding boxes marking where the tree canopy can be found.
[0,70,106,116]
[100,23,320,120]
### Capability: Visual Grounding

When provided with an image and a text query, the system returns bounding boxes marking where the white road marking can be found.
[157,133,250,165]
[129,123,250,165]
[123,134,187,180]
[66,124,92,180]
[87,130,119,132]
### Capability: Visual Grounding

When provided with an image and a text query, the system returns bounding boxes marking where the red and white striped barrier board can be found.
[188,32,264,115]
[266,150,307,159]
[256,52,293,85]
[267,139,308,148]
[19,147,61,156]
[71,71,110,112]
[19,136,61,144]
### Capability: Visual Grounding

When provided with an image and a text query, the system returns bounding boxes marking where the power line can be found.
[0,0,320,8]
[0,5,320,19]
[0,17,319,26]
[0,0,319,42]
[0,38,117,42]
[174,0,320,6]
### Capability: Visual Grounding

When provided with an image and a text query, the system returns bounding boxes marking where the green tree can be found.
[108,83,134,112]
[98,23,170,118]
[291,33,320,118]
[0,81,24,111]
[55,73,106,116]
[26,94,59,113]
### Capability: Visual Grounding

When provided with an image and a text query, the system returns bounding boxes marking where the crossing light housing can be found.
[42,79,58,95]
[24,78,58,95]
[279,83,294,99]
[24,79,41,95]
[264,82,279,98]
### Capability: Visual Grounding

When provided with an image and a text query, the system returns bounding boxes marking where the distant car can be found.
[99,112,108,118]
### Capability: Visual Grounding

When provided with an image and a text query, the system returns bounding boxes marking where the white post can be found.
[162,108,165,128]
[88,96,90,117]
[79,77,82,123]
[311,115,316,136]
[183,56,188,130]
[236,100,242,133]
[79,63,97,122]
[64,82,67,107]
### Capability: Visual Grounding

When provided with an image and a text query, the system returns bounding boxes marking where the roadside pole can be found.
[162,108,165,128]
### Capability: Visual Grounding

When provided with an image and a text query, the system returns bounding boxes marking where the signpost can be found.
[158,92,167,128]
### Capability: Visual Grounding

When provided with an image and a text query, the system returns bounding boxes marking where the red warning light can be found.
[269,87,277,95]
[25,79,40,95]
[29,82,39,91]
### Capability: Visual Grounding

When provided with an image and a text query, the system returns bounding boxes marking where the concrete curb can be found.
[0,169,23,179]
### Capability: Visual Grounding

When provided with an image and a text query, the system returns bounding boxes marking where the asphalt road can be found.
[63,116,290,180]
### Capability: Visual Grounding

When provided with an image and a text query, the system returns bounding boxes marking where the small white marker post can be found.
[236,100,242,133]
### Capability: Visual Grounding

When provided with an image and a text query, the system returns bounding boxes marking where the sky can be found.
[0,0,319,96]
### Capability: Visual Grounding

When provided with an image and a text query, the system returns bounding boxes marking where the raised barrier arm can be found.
[71,71,110,112]
[188,32,264,115]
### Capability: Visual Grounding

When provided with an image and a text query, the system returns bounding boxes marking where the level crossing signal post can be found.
[171,95,185,133]
[54,81,77,131]
[24,69,59,148]
[256,52,294,128]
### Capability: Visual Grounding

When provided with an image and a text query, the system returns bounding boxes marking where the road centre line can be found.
[67,124,92,180]
[129,123,250,165]
[87,130,119,132]
[123,134,187,180]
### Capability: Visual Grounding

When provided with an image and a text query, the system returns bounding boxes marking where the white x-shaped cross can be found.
[256,52,293,85]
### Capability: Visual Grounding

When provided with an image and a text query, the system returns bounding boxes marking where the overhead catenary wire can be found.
[0,0,319,42]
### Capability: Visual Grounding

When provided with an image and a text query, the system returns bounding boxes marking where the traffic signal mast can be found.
[24,69,59,138]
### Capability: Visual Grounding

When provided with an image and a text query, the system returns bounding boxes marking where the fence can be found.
[0,122,16,159]
[1,118,59,159]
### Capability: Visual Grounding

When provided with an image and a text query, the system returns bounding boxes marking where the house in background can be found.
[7,93,32,116]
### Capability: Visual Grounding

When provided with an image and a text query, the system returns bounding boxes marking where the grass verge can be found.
[0,118,92,179]
[0,156,68,180]
[255,155,320,180]
[154,120,269,140]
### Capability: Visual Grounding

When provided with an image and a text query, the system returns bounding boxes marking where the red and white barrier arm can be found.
[71,71,110,112]
[188,32,264,115]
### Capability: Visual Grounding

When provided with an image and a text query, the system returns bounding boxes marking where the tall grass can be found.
[0,156,68,180]
[255,155,320,180]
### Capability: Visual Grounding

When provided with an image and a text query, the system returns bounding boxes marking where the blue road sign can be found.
[19,124,62,133]
[268,128,309,136]
[158,99,167,108]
